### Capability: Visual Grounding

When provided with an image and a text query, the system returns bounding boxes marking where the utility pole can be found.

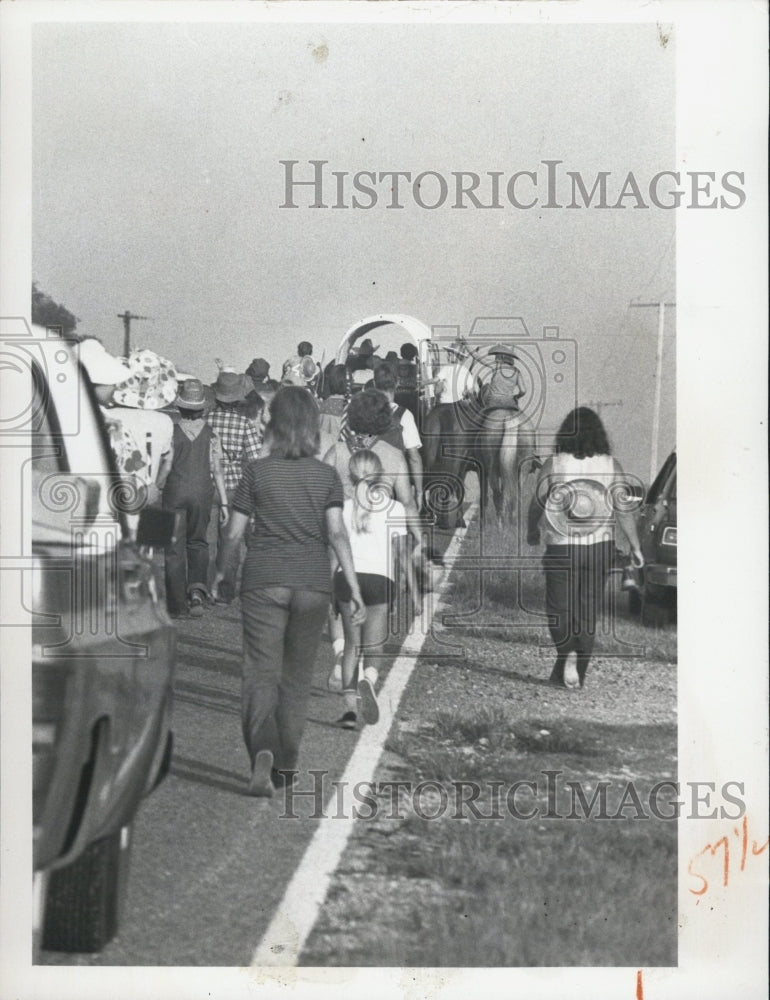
[629,300,676,483]
[117,310,150,358]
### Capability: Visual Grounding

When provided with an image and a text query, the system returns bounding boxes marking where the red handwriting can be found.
[636,969,644,1000]
[687,815,769,896]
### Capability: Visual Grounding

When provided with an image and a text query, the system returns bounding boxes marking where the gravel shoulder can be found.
[301,512,677,967]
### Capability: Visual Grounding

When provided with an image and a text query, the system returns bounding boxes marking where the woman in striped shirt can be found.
[212,386,365,797]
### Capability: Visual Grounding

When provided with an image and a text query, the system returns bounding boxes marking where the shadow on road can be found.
[170,753,248,795]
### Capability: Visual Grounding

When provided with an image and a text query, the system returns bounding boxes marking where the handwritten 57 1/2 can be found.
[688,814,769,897]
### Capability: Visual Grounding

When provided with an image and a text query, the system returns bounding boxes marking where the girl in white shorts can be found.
[332,450,407,729]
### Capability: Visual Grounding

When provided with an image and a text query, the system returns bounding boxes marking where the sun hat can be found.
[212,370,247,403]
[176,378,209,410]
[544,478,614,538]
[487,343,518,361]
[113,349,178,409]
[79,338,131,386]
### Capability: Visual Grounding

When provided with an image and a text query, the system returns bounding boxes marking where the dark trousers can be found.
[163,489,213,616]
[240,586,329,770]
[544,541,614,683]
[206,486,244,598]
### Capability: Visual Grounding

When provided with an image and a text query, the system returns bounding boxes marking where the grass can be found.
[439,513,677,664]
[302,506,678,968]
[430,704,512,749]
[364,706,678,966]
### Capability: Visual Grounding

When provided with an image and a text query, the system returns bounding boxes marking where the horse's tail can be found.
[498,415,520,490]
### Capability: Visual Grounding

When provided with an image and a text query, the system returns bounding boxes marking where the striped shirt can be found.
[232,455,344,594]
[207,406,262,491]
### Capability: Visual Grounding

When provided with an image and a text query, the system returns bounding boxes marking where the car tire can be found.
[627,589,643,616]
[641,583,669,627]
[41,823,133,953]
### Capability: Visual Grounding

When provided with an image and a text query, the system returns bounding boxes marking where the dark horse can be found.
[422,399,537,530]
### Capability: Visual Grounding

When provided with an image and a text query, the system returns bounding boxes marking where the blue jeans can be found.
[240,586,330,770]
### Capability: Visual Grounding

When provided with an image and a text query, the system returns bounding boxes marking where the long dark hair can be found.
[265,386,320,459]
[554,407,610,459]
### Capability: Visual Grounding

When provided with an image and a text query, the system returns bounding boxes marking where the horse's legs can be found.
[479,417,505,522]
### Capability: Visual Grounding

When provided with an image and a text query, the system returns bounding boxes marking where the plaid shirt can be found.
[206,407,262,491]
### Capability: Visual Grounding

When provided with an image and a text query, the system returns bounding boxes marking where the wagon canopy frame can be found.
[334,313,435,366]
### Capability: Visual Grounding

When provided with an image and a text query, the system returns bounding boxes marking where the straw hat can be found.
[176,378,208,410]
[544,478,614,538]
[212,370,247,403]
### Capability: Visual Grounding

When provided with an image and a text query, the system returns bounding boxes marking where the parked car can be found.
[16,323,176,953]
[629,450,677,624]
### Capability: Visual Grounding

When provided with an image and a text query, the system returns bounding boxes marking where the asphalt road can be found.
[39,601,367,966]
[40,524,458,968]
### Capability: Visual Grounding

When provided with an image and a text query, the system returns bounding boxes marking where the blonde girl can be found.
[333,450,408,729]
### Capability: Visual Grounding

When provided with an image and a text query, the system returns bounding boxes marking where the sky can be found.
[32,19,675,477]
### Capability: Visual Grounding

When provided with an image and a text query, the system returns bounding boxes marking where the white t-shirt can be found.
[392,402,421,450]
[110,407,174,485]
[540,452,619,547]
[436,361,476,403]
[342,496,407,580]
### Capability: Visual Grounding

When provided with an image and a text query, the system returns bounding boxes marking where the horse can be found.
[473,407,538,525]
[421,400,482,530]
[422,398,537,530]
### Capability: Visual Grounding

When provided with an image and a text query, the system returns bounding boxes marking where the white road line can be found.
[251,504,477,967]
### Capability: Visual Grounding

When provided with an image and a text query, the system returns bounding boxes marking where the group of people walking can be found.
[81,331,645,798]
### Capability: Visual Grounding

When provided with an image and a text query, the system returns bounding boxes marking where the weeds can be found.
[430,704,512,749]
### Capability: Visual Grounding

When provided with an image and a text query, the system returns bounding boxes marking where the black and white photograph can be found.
[0,2,766,998]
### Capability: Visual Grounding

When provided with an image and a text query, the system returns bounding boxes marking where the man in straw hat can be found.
[468,342,526,411]
[347,337,380,389]
[163,378,229,618]
[434,338,480,405]
[206,370,262,604]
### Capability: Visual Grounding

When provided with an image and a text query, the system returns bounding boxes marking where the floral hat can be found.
[113,348,178,410]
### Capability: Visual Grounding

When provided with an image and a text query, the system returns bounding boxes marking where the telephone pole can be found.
[117,310,150,358]
[630,300,676,482]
